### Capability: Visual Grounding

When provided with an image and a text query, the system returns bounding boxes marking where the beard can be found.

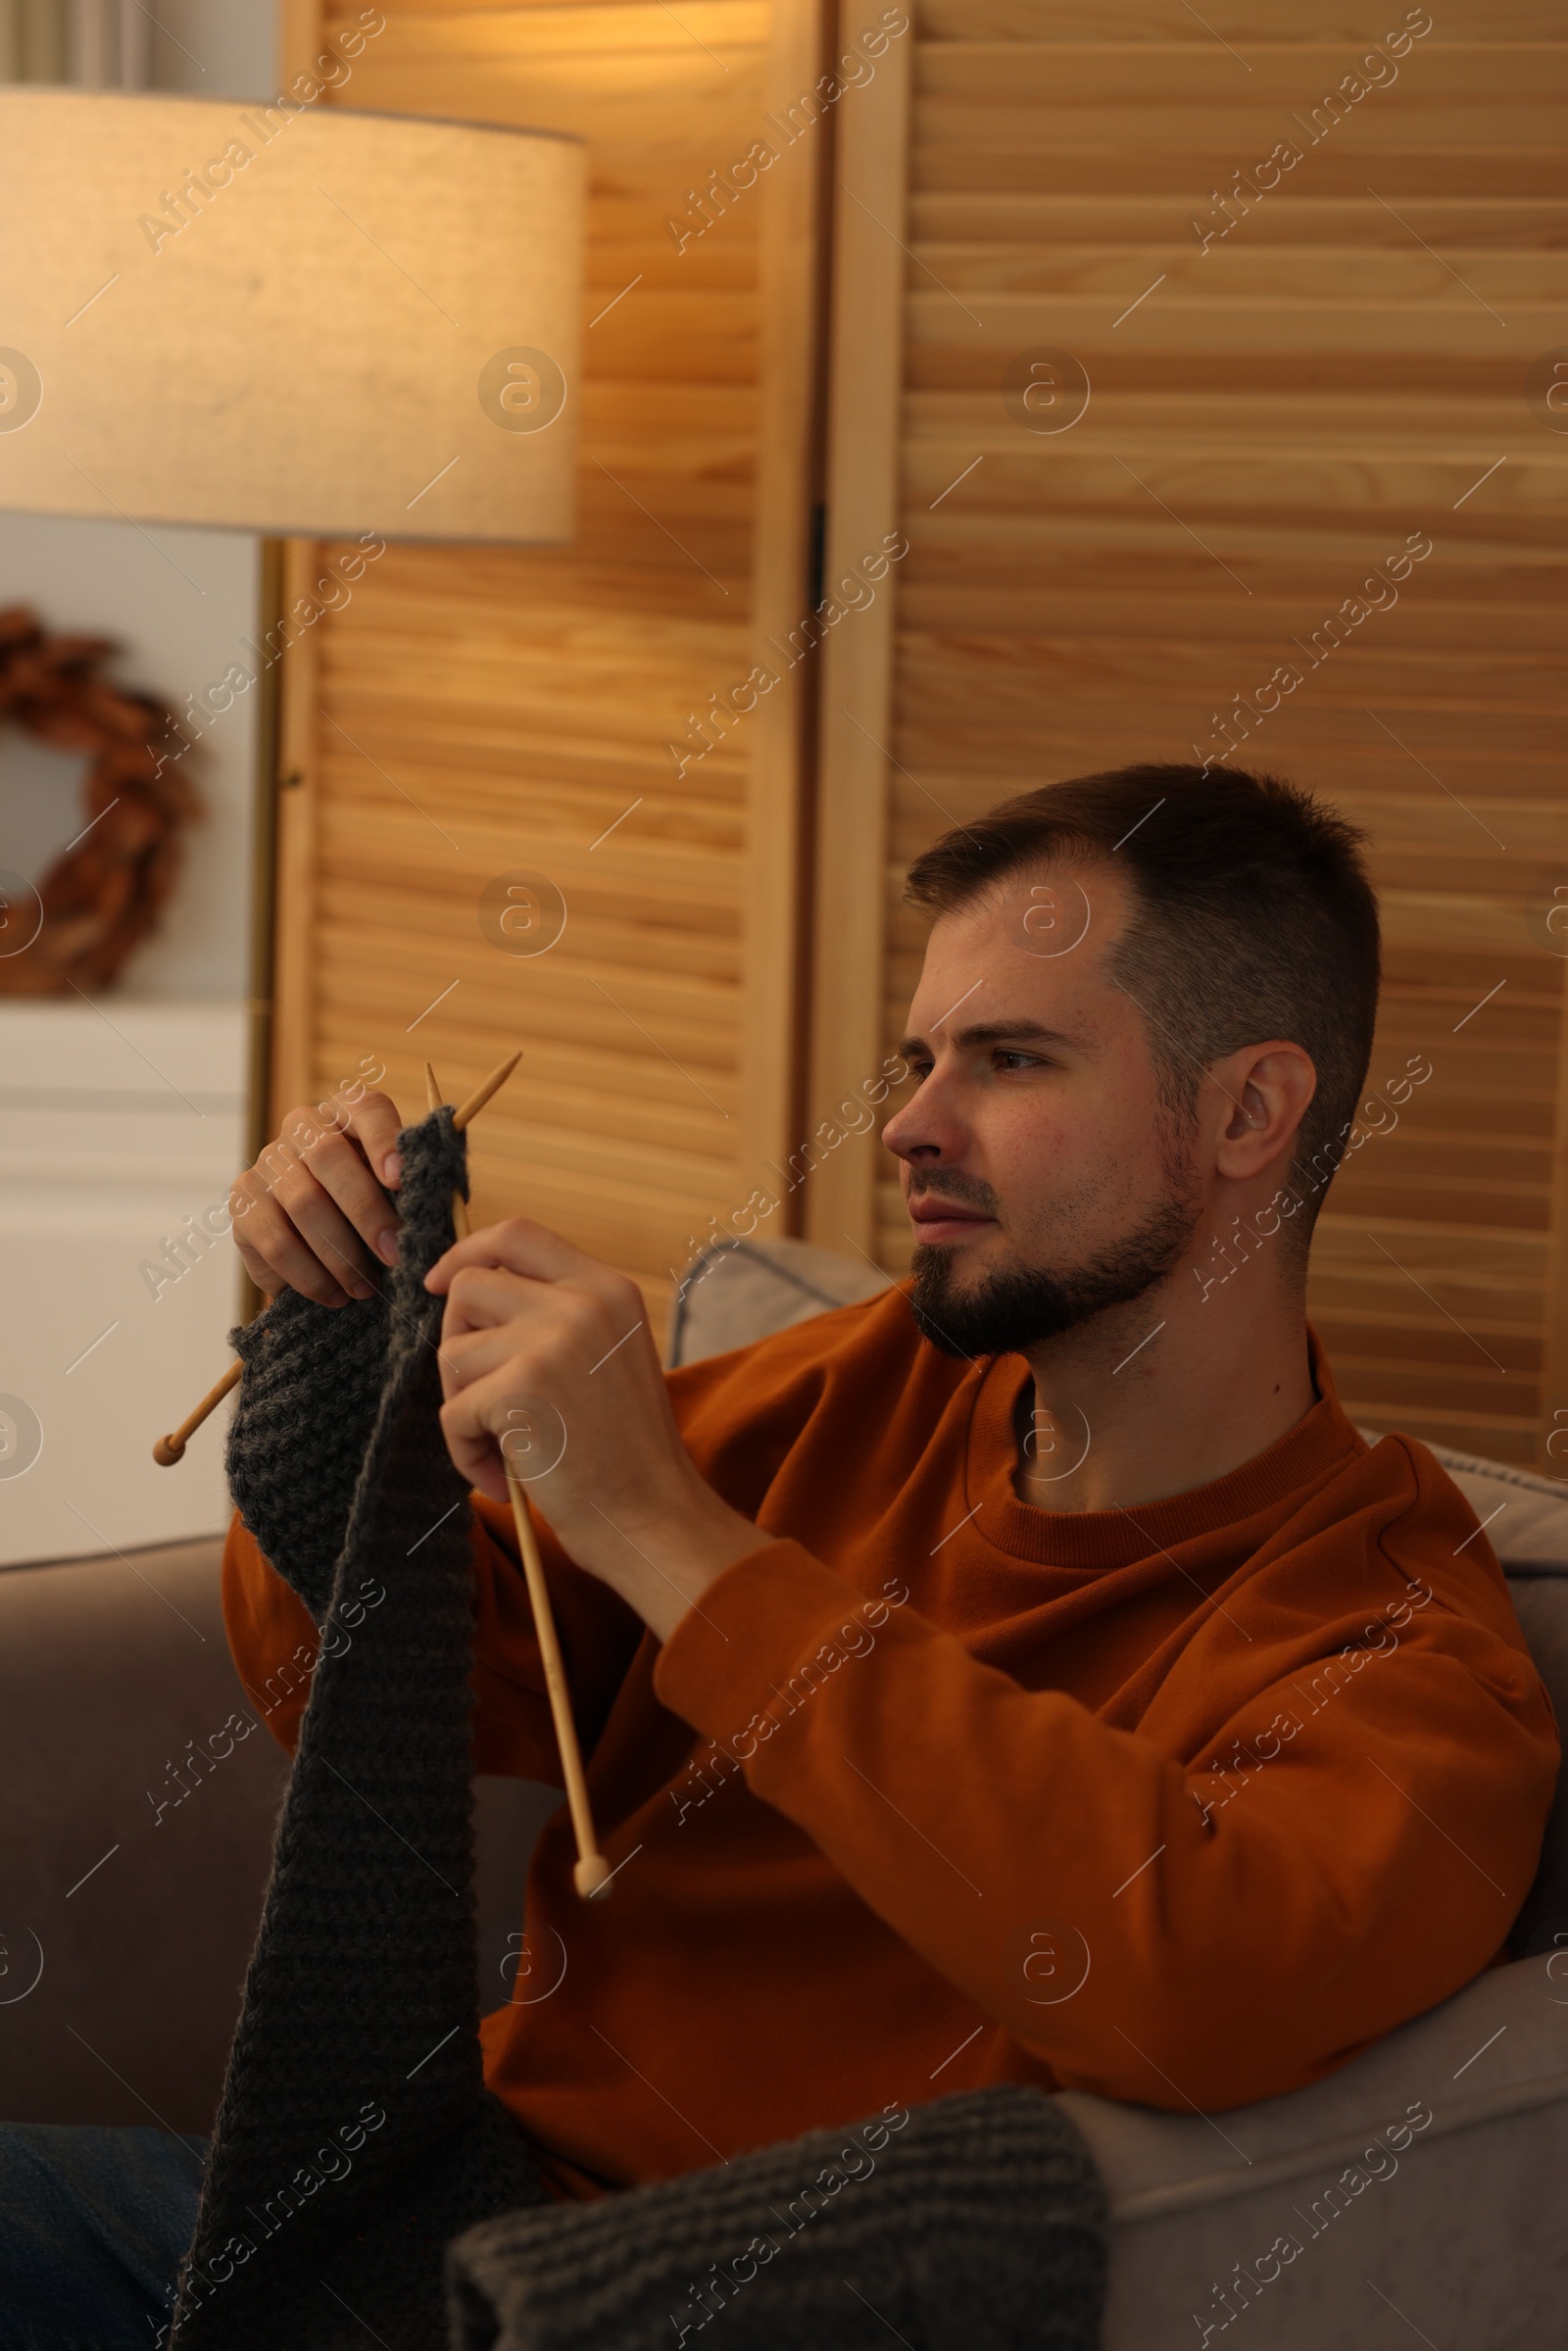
[907,1167,1200,1360]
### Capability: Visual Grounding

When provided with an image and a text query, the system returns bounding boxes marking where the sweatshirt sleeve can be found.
[217,1306,845,1773]
[221,1494,646,1784]
[652,1534,1559,2111]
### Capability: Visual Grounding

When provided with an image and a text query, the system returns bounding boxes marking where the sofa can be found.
[3,1235,1564,2347]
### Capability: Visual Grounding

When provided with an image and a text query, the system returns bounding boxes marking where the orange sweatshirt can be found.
[223,1291,1558,2202]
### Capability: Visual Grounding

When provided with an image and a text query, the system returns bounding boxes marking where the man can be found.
[6,762,1554,2338]
[221,760,1554,2184]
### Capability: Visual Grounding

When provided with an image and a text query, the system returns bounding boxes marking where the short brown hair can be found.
[904,762,1381,1242]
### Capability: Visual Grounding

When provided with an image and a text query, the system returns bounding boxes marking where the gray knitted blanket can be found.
[170,1108,1108,2351]
[447,2085,1107,2351]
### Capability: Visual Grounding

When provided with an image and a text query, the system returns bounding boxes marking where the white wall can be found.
[0,3,278,95]
[0,513,263,1000]
[141,3,279,101]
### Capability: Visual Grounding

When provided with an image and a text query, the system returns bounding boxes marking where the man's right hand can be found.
[229,1090,407,1307]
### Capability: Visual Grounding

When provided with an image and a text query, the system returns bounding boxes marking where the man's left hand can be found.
[425,1218,770,1641]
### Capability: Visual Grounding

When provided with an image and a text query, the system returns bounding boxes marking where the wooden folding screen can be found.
[271,0,826,1329]
[809,0,1568,1467]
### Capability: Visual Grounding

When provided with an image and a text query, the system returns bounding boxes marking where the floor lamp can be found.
[0,85,606,1888]
[0,77,584,1135]
[0,89,583,538]
[0,82,585,1020]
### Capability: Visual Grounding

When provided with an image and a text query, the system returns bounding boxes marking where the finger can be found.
[267,1155,386,1295]
[440,1267,647,1379]
[339,1091,409,1190]
[230,1216,281,1299]
[424,1215,600,1296]
[438,1365,541,1503]
[439,1263,555,1341]
[432,1323,520,1404]
[278,1088,407,1192]
[437,1293,602,1410]
[285,1111,403,1268]
[230,1179,358,1306]
[235,1142,368,1302]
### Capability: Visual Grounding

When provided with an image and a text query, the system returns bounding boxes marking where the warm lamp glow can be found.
[0,89,585,543]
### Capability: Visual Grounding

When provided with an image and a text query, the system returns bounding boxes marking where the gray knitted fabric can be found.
[225,1287,390,1616]
[171,1109,545,2351]
[222,1125,466,1612]
[447,2085,1107,2351]
[174,1106,1110,2351]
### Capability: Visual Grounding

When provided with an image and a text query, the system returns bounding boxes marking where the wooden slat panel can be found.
[912,195,1568,244]
[926,1,1563,38]
[813,0,1568,1466]
[271,0,826,1333]
[919,44,1568,99]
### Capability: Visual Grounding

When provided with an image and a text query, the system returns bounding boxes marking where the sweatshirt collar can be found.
[962,1329,1363,1571]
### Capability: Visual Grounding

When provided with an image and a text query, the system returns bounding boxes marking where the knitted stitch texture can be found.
[446,2084,1108,2351]
[171,1109,544,2351]
[225,1284,391,1619]
[222,1130,467,1614]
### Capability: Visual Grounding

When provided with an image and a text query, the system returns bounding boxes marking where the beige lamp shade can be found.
[0,90,585,543]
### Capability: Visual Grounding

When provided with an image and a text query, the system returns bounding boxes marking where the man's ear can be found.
[1210,1041,1317,1178]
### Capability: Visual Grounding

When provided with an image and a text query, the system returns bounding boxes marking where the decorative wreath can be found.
[0,605,199,996]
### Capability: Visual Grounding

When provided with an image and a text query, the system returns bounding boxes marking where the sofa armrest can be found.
[0,1538,566,2129]
[0,1539,289,2129]
[1060,1955,1568,2348]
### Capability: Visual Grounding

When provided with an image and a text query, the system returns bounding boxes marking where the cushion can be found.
[1502,1572,1568,1957]
[666,1237,893,1368]
[1067,1952,1568,2351]
[1351,1434,1568,1954]
[1356,1429,1568,1571]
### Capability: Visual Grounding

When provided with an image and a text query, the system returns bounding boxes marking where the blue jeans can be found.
[0,2125,207,2351]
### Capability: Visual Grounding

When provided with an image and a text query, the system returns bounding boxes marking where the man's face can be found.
[881,859,1203,1358]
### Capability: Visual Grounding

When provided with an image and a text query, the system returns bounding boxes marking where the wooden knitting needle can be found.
[506,1467,612,1901]
[152,1052,521,1466]
[427,1057,611,1901]
[434,1051,525,1237]
[452,1050,521,1134]
[153,1359,242,1465]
